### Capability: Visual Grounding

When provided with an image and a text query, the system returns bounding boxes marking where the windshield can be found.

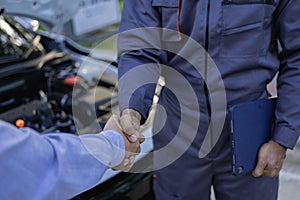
[0,16,45,64]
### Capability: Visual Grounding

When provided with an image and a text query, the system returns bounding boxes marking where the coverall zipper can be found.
[204,0,210,82]
[204,0,214,150]
[204,0,210,79]
[204,0,211,106]
[204,0,211,101]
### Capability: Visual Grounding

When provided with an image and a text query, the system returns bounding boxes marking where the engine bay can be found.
[0,50,117,135]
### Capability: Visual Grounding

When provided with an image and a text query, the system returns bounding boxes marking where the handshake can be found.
[104,108,145,172]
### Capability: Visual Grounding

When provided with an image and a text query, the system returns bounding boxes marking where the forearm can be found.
[118,0,164,122]
[0,121,124,200]
[272,0,300,149]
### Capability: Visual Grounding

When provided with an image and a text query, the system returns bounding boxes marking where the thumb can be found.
[120,114,140,142]
[139,133,145,144]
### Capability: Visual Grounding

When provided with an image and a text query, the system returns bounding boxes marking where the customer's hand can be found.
[252,140,287,178]
[119,108,145,143]
[104,115,141,172]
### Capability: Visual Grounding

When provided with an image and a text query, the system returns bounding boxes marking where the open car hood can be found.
[0,0,80,33]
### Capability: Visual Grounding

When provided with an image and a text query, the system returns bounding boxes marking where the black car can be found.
[0,6,153,200]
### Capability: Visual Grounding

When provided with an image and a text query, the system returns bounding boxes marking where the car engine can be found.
[0,16,118,134]
[0,51,117,134]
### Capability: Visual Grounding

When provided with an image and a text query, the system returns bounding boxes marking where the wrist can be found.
[101,130,126,167]
[270,140,287,151]
[122,108,142,122]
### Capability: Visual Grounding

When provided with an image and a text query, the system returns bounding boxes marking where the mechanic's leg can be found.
[153,153,213,200]
[212,127,278,200]
[152,114,213,200]
[213,157,278,200]
[152,89,213,200]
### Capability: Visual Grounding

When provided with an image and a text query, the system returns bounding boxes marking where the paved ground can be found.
[279,164,300,200]
[278,141,300,200]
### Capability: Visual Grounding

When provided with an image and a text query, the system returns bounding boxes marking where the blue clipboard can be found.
[228,98,276,176]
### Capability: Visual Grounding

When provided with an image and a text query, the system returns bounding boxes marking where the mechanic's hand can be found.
[252,140,287,178]
[104,115,141,172]
[120,108,145,144]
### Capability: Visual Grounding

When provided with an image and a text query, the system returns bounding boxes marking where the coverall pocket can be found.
[152,0,181,42]
[220,1,274,57]
[222,0,274,5]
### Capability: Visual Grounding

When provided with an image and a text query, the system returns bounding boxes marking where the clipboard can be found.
[228,98,276,176]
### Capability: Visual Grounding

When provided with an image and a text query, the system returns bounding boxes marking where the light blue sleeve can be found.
[0,120,125,200]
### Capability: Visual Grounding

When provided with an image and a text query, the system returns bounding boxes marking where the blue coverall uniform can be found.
[117,0,300,199]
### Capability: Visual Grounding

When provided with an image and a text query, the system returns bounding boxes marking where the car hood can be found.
[0,0,80,33]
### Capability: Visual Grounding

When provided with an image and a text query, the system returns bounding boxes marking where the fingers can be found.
[113,158,131,172]
[120,111,141,143]
[104,114,122,132]
[261,158,283,178]
[113,133,141,172]
[261,166,281,178]
[252,141,287,178]
[105,109,144,172]
[105,114,144,143]
[113,154,137,172]
[123,158,130,167]
[122,155,136,167]
[122,156,135,167]
[120,114,140,142]
[252,154,268,177]
[105,113,143,153]
[139,133,145,144]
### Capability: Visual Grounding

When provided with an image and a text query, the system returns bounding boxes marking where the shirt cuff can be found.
[101,130,126,167]
[272,124,300,149]
[79,130,125,168]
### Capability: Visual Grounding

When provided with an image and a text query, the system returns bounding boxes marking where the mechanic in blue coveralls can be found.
[0,115,142,200]
[113,0,300,199]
